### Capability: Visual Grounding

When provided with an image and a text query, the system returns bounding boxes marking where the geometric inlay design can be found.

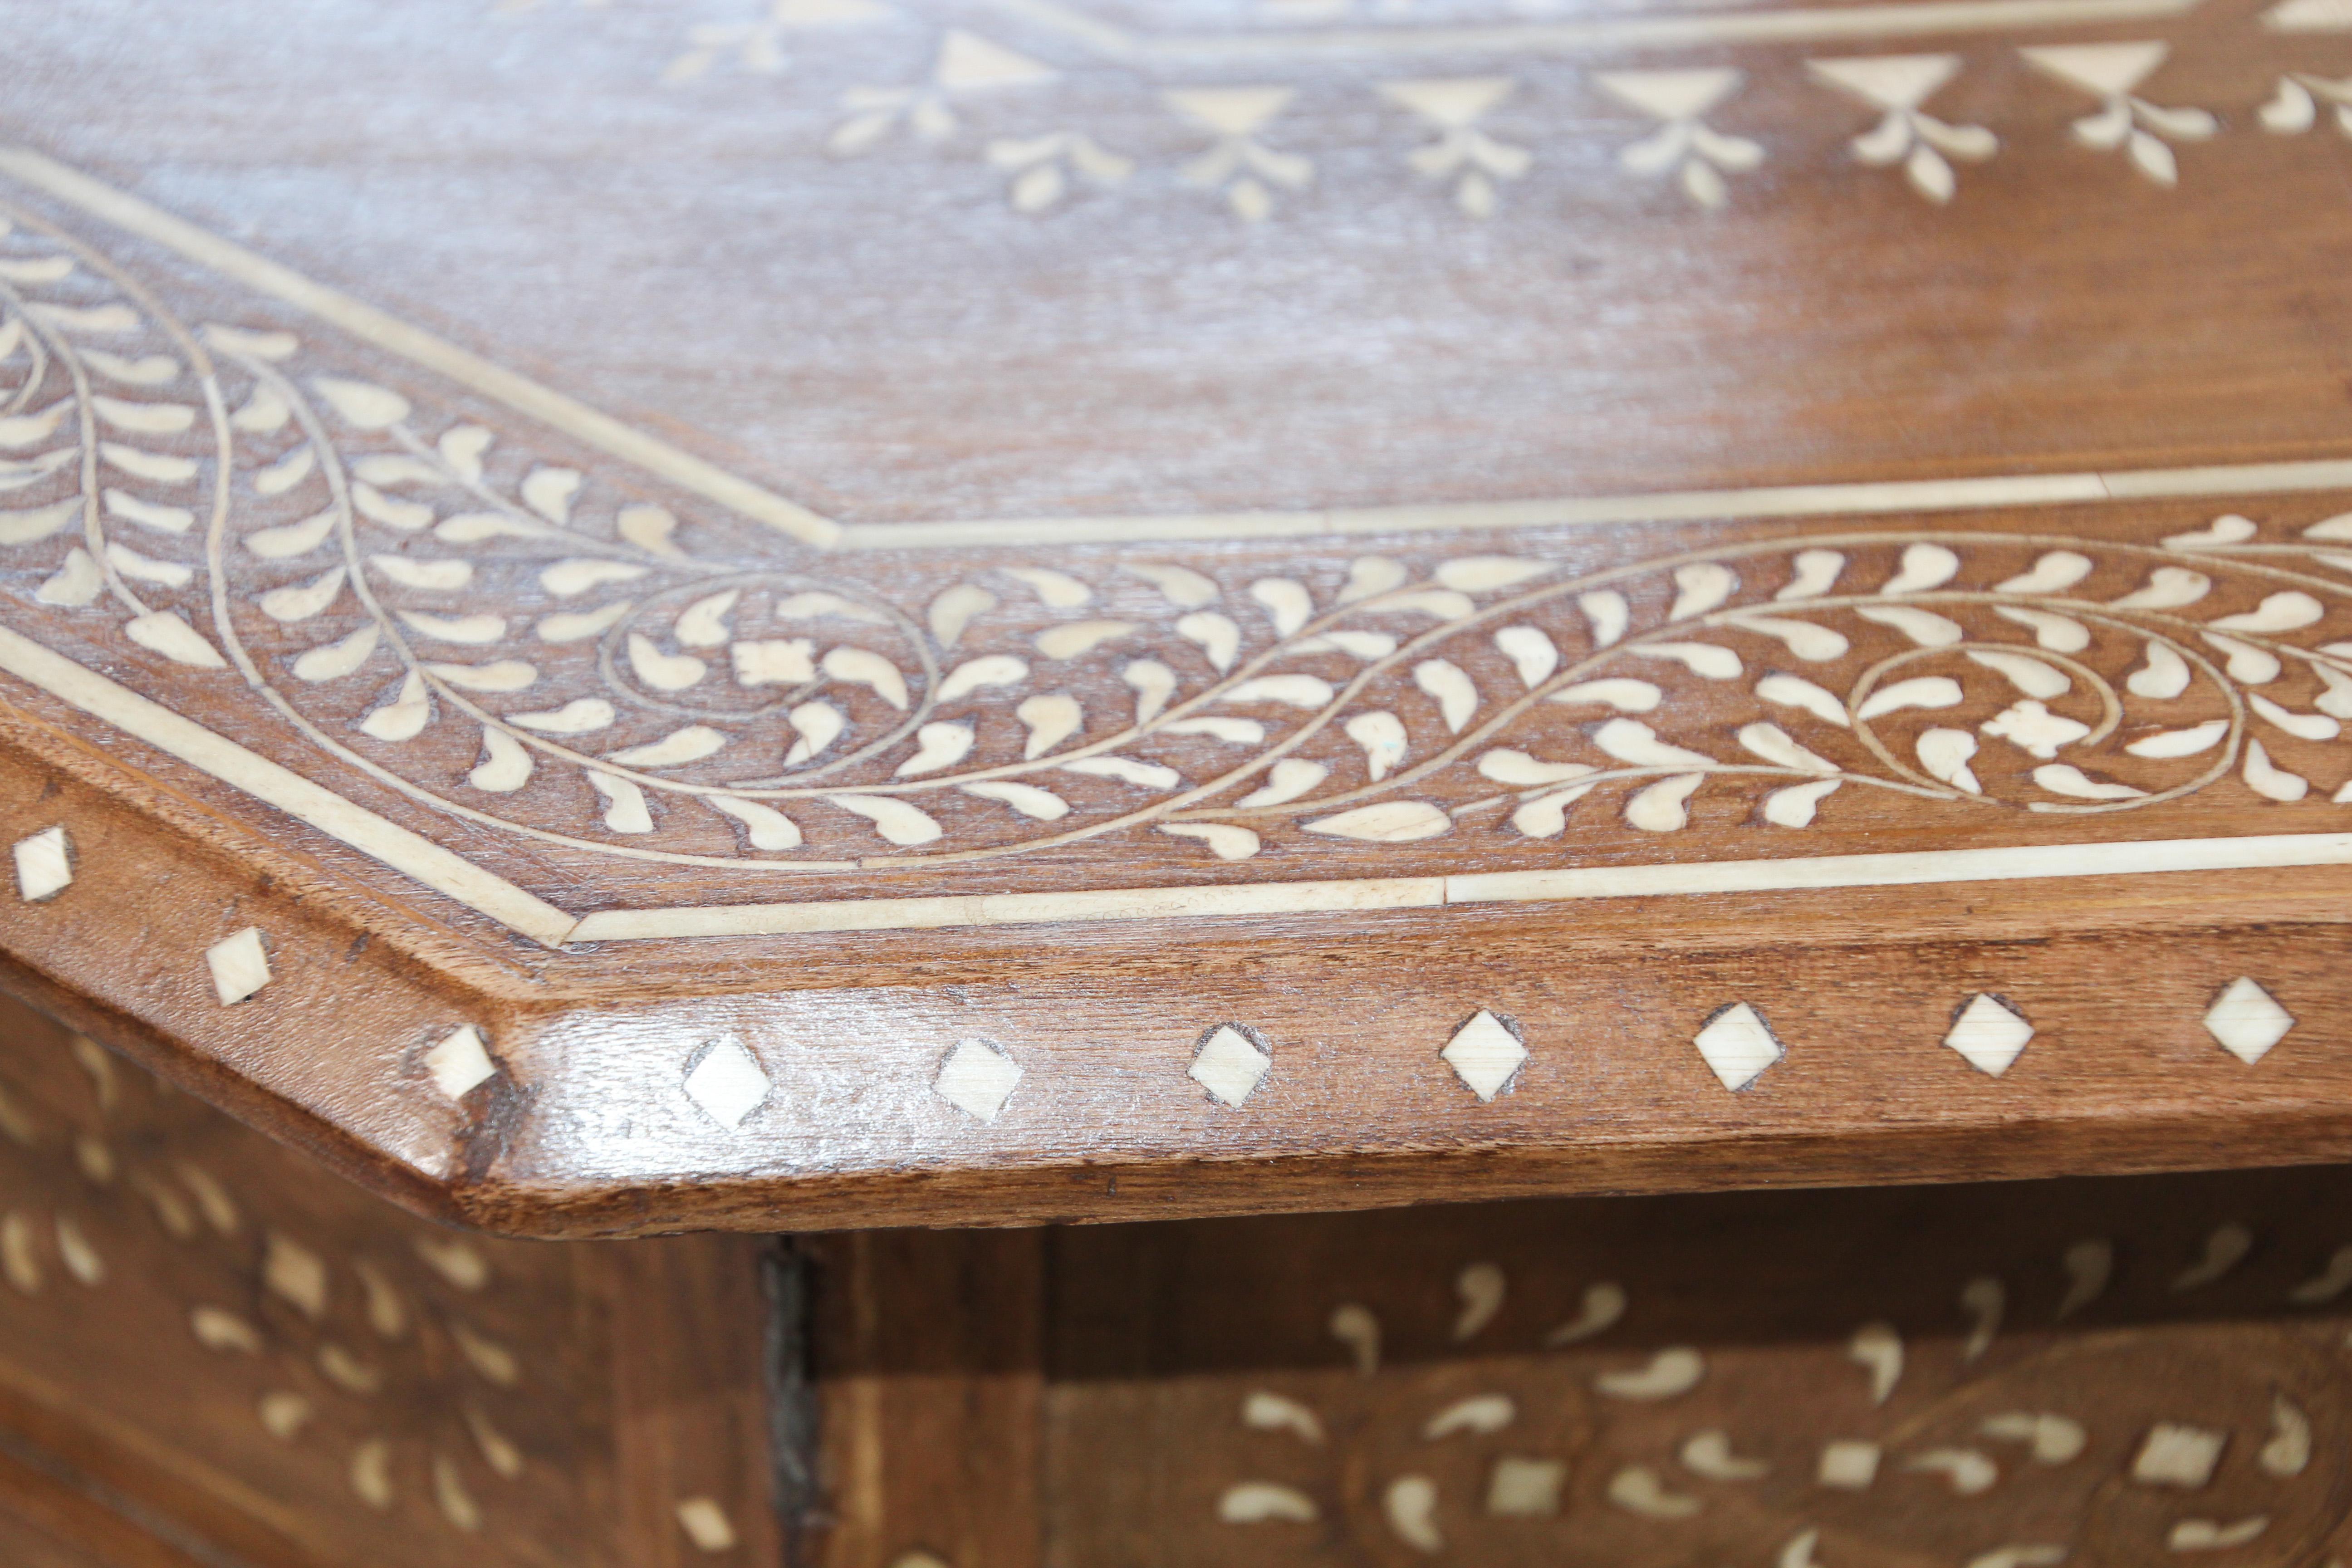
[1441,1010,1528,1102]
[2130,1421,2227,1488]
[1692,1004,1784,1092]
[10,825,70,902]
[424,1024,499,1101]
[1818,1439,1885,1489]
[12,0,2352,1243]
[203,927,272,1006]
[681,1039,771,1129]
[934,1037,1024,1123]
[1944,993,2036,1076]
[2204,977,2295,1065]
[1190,1026,1272,1108]
[673,1497,740,1553]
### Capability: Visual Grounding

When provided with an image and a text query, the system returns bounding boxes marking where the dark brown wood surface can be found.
[804,1166,2352,1567]
[1,0,2351,1231]
[0,996,782,1568]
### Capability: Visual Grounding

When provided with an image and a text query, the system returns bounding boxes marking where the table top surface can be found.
[1,0,2350,1233]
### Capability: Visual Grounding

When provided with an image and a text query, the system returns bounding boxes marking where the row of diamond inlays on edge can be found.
[1660,982,2291,1093]
[677,983,2301,1133]
[7,826,498,1103]
[10,822,2292,1131]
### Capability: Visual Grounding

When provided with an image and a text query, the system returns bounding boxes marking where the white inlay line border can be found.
[0,149,838,550]
[848,460,2352,549]
[0,621,578,947]
[568,833,2352,939]
[985,0,2205,63]
[3,513,2350,946]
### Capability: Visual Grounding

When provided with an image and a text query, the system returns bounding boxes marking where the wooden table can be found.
[2,0,2351,1557]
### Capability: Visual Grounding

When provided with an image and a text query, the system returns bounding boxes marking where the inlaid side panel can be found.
[805,1171,2352,1567]
[0,993,781,1568]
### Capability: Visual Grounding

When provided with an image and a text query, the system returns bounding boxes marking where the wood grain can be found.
[0,1440,216,1568]
[0,0,2350,1231]
[12,0,2352,525]
[809,1231,1045,1568]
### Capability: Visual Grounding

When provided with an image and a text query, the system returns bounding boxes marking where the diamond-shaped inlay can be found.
[935,1038,1023,1123]
[1692,1003,1783,1092]
[1190,1025,1271,1107]
[2132,1423,2225,1488]
[205,927,271,1006]
[11,827,71,902]
[424,1025,498,1100]
[1442,1010,1528,1102]
[1944,993,2034,1076]
[682,1040,770,1129]
[2205,977,2293,1065]
[1818,1440,1882,1490]
[1485,1456,1565,1517]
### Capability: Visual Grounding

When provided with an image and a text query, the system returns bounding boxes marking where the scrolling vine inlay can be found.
[2,163,2352,941]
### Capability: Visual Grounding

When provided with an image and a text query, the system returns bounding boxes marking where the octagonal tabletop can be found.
[0,0,2350,1234]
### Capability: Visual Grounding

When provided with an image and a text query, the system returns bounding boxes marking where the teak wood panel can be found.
[0,0,2350,1230]
[0,996,782,1568]
[804,1168,2352,1568]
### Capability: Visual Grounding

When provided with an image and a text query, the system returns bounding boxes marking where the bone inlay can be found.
[0,154,2351,948]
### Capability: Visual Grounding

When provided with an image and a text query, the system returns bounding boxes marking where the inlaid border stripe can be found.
[2,614,2345,947]
[0,148,840,551]
[844,462,2352,549]
[575,876,1449,940]
[10,149,2352,557]
[567,833,2352,940]
[1446,834,2352,903]
[0,622,579,948]
[990,0,2205,62]
[838,475,2116,549]
[7,152,2352,952]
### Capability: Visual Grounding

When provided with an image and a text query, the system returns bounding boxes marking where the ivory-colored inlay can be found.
[204,927,271,1006]
[10,826,70,902]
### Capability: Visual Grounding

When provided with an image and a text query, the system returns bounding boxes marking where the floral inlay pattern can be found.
[485,0,2352,217]
[0,1031,557,1545]
[4,200,2352,882]
[1195,1226,2352,1565]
